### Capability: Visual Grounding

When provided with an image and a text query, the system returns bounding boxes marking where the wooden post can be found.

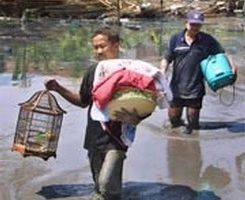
[159,0,164,56]
[117,0,120,26]
[226,0,236,16]
[243,0,245,16]
[0,54,4,73]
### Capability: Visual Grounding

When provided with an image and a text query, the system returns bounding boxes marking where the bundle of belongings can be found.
[91,59,172,146]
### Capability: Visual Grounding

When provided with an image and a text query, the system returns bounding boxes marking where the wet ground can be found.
[0,68,244,200]
[0,18,245,200]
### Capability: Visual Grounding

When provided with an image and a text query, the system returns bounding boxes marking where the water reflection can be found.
[167,138,202,188]
[163,129,245,198]
[0,18,245,200]
[200,165,231,190]
[236,153,245,192]
[0,72,32,87]
[1,18,244,83]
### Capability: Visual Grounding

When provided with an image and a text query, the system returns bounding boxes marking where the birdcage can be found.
[12,90,66,160]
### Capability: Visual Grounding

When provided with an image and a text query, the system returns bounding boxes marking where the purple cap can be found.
[186,10,204,24]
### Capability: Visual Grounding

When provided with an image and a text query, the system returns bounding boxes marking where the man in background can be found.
[160,10,237,134]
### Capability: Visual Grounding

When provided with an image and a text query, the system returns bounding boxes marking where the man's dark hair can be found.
[92,27,120,44]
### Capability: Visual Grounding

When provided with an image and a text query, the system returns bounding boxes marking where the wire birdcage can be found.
[12,90,66,160]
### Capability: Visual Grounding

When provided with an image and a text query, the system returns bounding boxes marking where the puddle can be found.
[0,18,245,200]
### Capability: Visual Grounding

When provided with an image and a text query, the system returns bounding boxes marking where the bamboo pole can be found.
[117,0,120,25]
[97,0,113,8]
[243,0,245,16]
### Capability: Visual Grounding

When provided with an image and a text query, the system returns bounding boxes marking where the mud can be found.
[0,68,244,200]
[0,18,245,200]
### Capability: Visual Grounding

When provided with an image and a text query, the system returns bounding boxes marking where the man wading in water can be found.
[45,27,142,200]
[160,10,237,135]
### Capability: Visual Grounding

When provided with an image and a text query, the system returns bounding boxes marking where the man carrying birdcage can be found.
[45,27,144,200]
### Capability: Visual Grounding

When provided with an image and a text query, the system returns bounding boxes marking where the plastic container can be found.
[200,53,235,91]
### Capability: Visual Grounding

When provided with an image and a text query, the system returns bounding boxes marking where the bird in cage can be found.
[12,90,66,160]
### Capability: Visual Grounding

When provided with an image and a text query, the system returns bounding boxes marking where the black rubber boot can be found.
[181,126,193,135]
[170,117,185,128]
[184,114,200,135]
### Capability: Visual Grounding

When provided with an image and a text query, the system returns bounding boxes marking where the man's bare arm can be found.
[160,58,170,74]
[45,79,87,108]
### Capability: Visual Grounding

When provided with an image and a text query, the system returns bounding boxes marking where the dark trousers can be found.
[168,98,202,129]
[88,149,126,200]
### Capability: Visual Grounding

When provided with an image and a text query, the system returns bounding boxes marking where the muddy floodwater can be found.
[0,17,245,200]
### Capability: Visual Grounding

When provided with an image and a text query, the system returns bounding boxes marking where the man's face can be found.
[186,22,202,36]
[92,34,119,61]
